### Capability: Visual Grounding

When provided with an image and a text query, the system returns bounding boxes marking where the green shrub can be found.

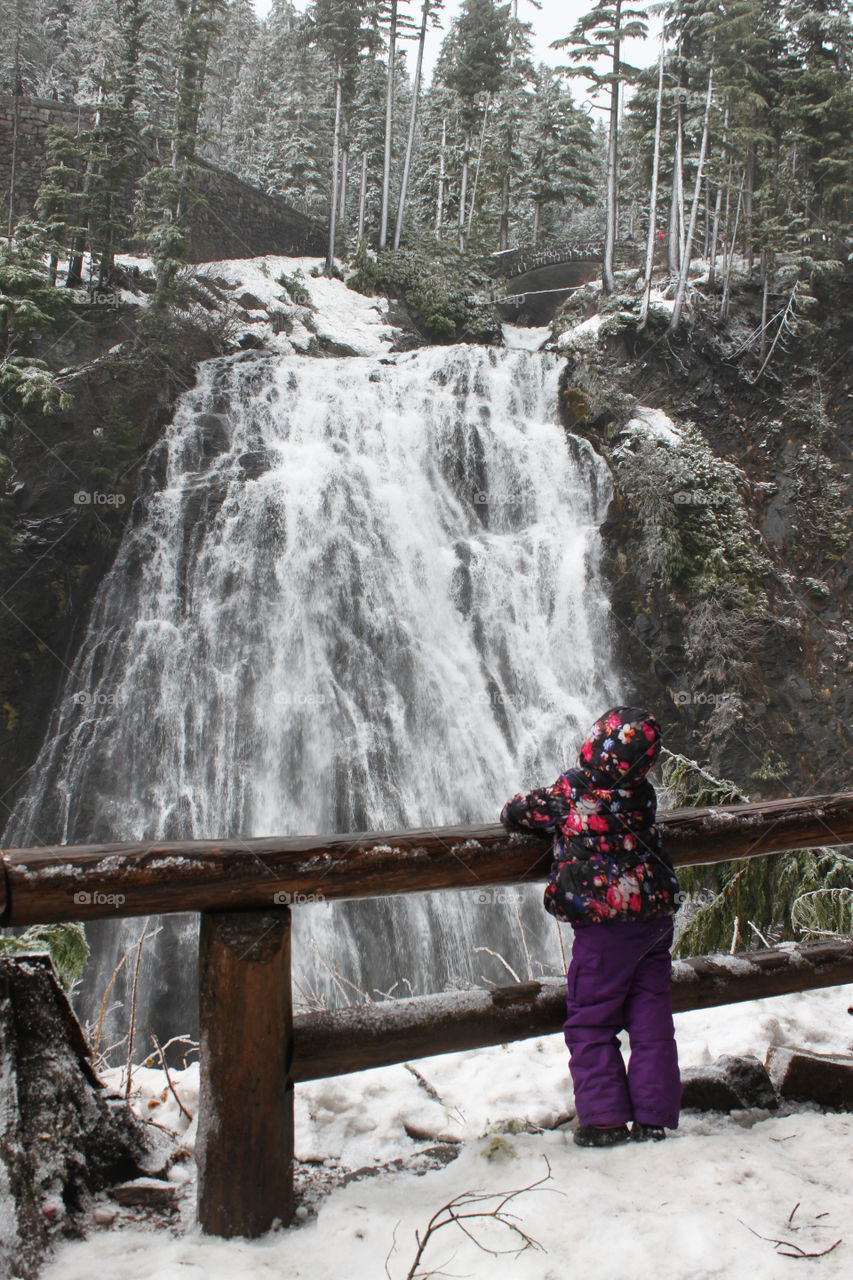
[347,241,500,344]
[277,272,313,307]
[0,922,90,990]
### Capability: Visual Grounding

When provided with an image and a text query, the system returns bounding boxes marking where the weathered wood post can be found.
[197,907,294,1237]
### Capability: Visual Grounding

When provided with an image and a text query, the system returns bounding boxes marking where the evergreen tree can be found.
[554,0,649,293]
[785,0,853,260]
[202,0,259,143]
[0,0,78,98]
[494,0,538,251]
[663,751,853,957]
[311,0,379,273]
[392,0,445,250]
[135,0,227,297]
[437,0,510,249]
[520,65,596,247]
[0,220,76,421]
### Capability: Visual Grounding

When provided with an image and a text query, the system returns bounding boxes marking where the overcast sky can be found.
[251,1,660,102]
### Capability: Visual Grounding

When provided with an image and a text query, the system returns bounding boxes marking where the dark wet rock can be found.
[238,330,266,350]
[111,1178,180,1209]
[235,291,267,311]
[680,1054,778,1112]
[767,1046,853,1110]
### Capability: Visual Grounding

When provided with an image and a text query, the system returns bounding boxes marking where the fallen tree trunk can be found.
[2,792,852,925]
[290,938,853,1082]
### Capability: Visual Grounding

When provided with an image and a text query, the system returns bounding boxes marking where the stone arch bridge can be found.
[490,240,641,324]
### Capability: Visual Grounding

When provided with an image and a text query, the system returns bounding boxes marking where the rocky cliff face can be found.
[556,268,853,796]
[0,295,226,812]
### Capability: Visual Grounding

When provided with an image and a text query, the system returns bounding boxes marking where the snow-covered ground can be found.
[42,982,853,1279]
[624,407,683,446]
[195,255,400,357]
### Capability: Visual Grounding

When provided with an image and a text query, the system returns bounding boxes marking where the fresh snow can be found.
[647,289,676,314]
[41,981,853,1279]
[625,407,682,446]
[556,313,602,349]
[196,256,399,357]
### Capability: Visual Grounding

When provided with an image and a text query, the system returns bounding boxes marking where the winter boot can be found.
[631,1122,666,1142]
[573,1124,631,1148]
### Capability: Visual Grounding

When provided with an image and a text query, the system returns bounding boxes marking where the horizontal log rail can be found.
[2,791,852,926]
[291,938,853,1081]
[4,792,853,1241]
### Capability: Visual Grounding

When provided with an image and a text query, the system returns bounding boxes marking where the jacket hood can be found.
[578,706,662,786]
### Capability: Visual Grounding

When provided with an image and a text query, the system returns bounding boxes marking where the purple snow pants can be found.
[564,918,681,1129]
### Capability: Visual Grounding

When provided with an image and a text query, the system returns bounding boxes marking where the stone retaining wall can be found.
[0,93,326,262]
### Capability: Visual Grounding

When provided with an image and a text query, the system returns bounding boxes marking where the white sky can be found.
[251,1,659,101]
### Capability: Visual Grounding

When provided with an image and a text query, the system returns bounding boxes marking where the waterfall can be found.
[4,341,617,1051]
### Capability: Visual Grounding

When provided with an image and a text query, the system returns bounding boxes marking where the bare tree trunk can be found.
[675,102,685,262]
[744,140,755,274]
[668,158,680,273]
[640,29,665,329]
[532,200,540,248]
[498,0,519,253]
[670,64,714,331]
[379,0,398,250]
[457,128,470,251]
[325,62,343,278]
[338,137,349,226]
[603,0,623,294]
[435,116,446,237]
[356,151,368,250]
[463,94,490,248]
[7,87,20,238]
[393,0,429,251]
[499,168,511,252]
[719,161,733,298]
[721,171,744,319]
[708,180,723,291]
[708,109,729,294]
[758,250,769,363]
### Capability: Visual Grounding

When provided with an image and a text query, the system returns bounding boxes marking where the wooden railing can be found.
[2,791,853,1238]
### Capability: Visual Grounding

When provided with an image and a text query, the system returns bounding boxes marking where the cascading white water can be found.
[4,341,618,1049]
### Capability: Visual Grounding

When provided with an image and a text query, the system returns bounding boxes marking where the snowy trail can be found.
[42,983,853,1279]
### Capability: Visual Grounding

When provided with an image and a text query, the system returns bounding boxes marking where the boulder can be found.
[235,291,267,312]
[766,1046,853,1110]
[111,1177,180,1210]
[680,1053,778,1112]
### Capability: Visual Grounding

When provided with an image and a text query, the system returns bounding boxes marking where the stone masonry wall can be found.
[0,93,326,262]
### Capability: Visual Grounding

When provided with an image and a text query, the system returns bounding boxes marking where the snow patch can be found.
[625,406,682,445]
[36,981,853,1280]
[647,288,676,314]
[556,313,602,349]
[196,256,399,357]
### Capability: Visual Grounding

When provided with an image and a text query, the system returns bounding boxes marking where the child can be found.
[501,706,681,1147]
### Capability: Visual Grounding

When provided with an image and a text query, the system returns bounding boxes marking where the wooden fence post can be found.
[197,907,294,1237]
